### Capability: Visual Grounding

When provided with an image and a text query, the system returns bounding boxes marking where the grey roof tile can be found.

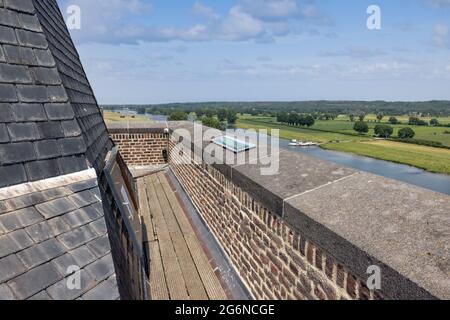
[18,13,42,32]
[17,238,66,269]
[25,217,70,243]
[0,123,9,142]
[46,270,95,300]
[5,0,35,14]
[0,83,18,102]
[0,46,5,62]
[27,290,51,300]
[33,48,54,67]
[0,284,15,300]
[30,67,61,85]
[2,45,37,65]
[47,85,68,103]
[24,220,53,243]
[7,122,39,142]
[61,119,82,137]
[59,137,86,156]
[86,235,111,259]
[66,179,97,193]
[34,139,60,160]
[0,8,20,28]
[0,103,14,122]
[51,253,77,276]
[57,155,88,175]
[82,276,119,300]
[0,164,27,187]
[0,142,36,164]
[16,84,48,102]
[35,197,77,219]
[0,207,43,233]
[89,219,107,236]
[11,103,46,122]
[62,209,93,229]
[70,245,96,267]
[68,190,99,208]
[36,121,64,139]
[0,254,26,283]
[85,254,115,283]
[43,103,74,120]
[0,229,33,258]
[56,224,98,250]
[7,262,61,299]
[0,25,18,45]
[0,63,32,84]
[16,29,47,49]
[25,159,60,181]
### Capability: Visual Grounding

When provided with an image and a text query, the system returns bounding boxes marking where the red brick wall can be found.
[169,139,383,300]
[110,133,167,166]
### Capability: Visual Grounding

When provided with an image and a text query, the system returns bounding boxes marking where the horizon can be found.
[58,0,450,104]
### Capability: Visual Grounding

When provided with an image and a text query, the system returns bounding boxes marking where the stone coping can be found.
[115,122,450,300]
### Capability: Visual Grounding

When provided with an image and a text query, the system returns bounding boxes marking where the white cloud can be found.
[427,0,450,8]
[60,0,330,44]
[193,1,220,20]
[219,6,265,41]
[433,24,450,48]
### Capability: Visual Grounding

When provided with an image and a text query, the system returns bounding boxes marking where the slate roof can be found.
[0,0,113,188]
[0,168,119,300]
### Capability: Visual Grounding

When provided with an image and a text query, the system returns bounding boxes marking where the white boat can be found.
[289,140,319,147]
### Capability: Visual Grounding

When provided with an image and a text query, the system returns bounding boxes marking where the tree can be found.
[359,112,366,121]
[217,109,227,122]
[398,127,416,139]
[430,118,439,126]
[388,117,398,124]
[226,110,238,124]
[349,114,355,122]
[136,107,146,115]
[374,124,393,138]
[376,113,384,122]
[277,112,288,123]
[409,116,428,126]
[303,115,315,127]
[168,110,188,121]
[202,116,223,130]
[354,121,369,134]
[288,113,299,126]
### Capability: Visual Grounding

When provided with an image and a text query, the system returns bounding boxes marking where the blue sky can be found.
[57,0,450,104]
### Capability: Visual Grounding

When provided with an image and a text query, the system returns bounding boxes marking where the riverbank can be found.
[236,117,450,175]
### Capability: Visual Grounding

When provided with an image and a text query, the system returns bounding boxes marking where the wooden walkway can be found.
[137,171,228,300]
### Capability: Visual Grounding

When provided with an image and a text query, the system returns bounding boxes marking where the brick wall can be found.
[169,139,383,300]
[110,132,168,166]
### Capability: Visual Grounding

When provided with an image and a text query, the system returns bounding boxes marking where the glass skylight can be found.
[212,136,256,153]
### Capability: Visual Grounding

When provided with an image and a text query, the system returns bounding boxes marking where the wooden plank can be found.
[147,175,190,300]
[157,172,195,236]
[137,178,156,242]
[171,234,208,300]
[148,241,170,300]
[185,235,228,300]
[155,173,208,299]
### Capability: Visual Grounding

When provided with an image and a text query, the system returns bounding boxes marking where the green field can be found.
[238,115,450,147]
[322,141,450,174]
[103,111,151,123]
[236,115,450,174]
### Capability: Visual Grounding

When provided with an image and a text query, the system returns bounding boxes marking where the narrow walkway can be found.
[137,172,228,300]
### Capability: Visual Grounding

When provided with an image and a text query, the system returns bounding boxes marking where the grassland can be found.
[103,111,151,123]
[236,115,450,174]
[322,141,450,174]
